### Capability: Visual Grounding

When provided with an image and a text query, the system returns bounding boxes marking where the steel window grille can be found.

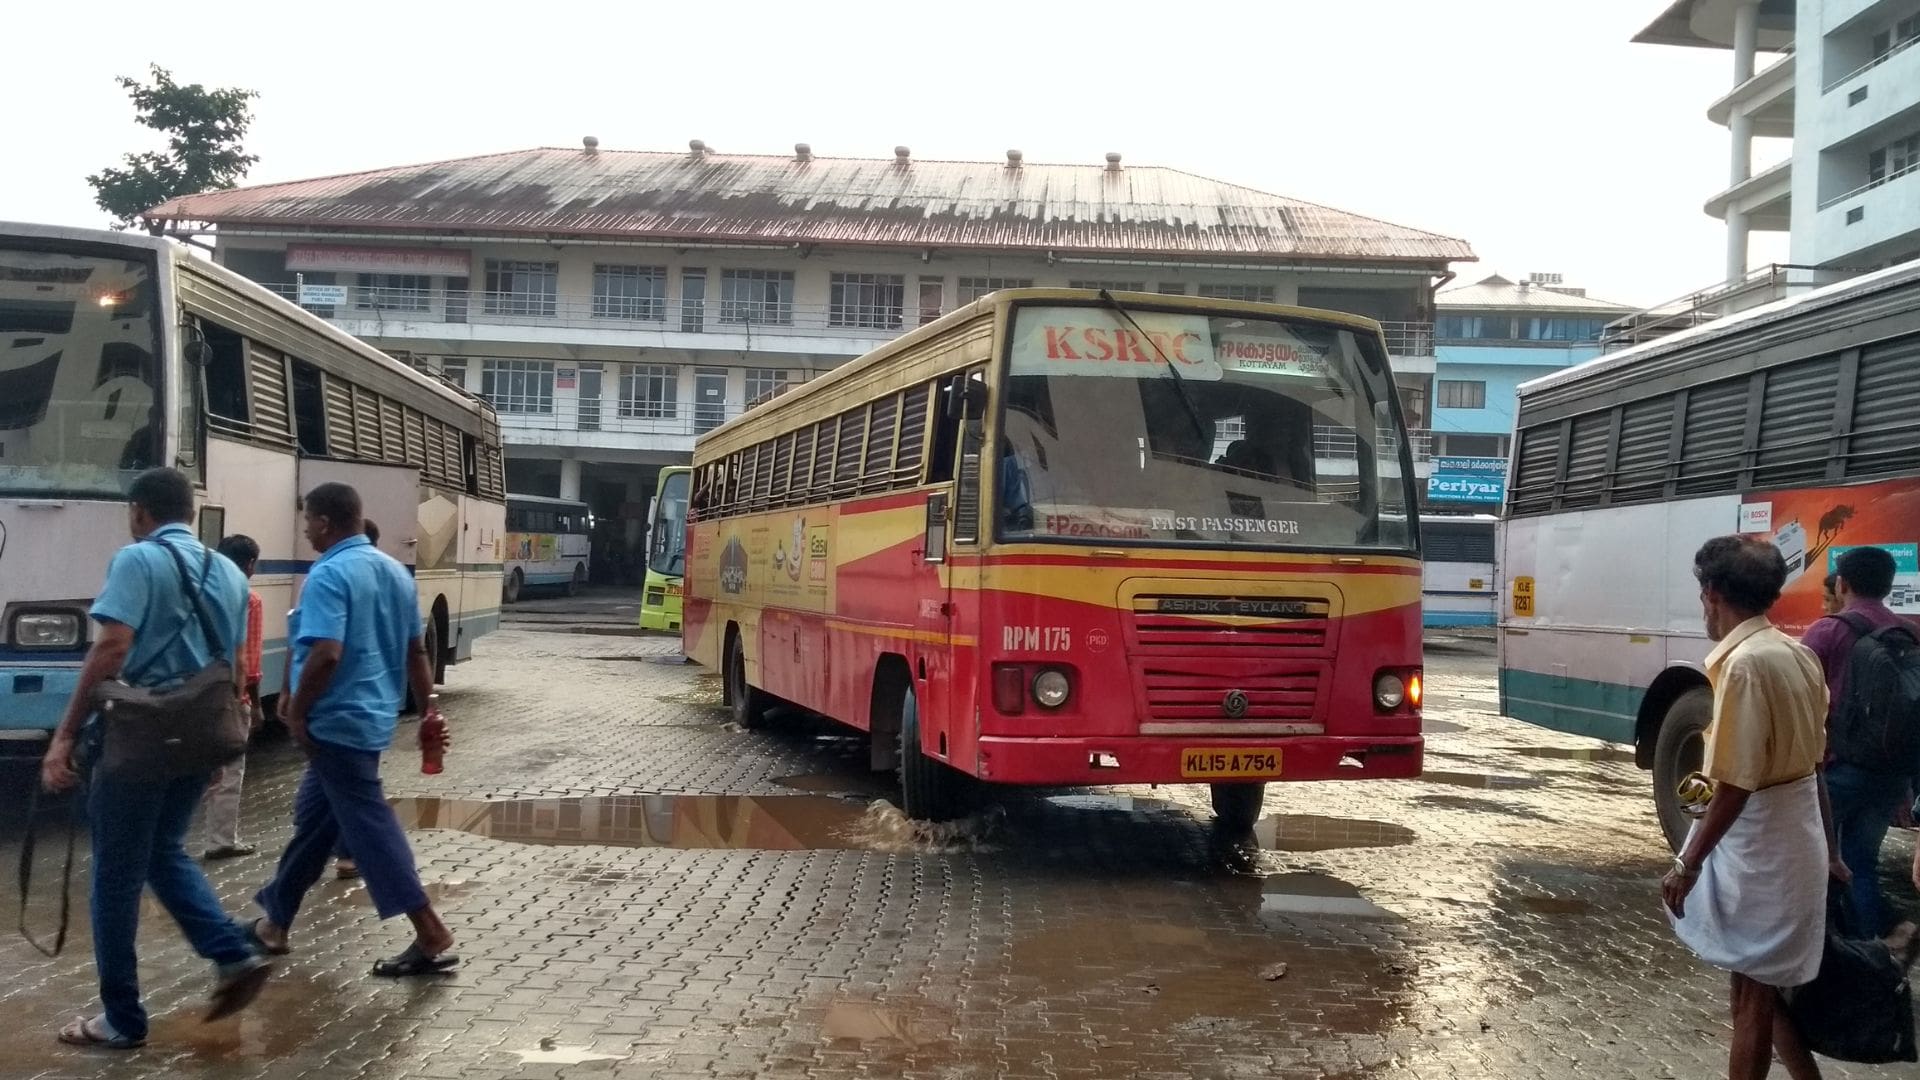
[1436,380,1487,410]
[720,270,795,325]
[829,273,905,329]
[483,260,558,317]
[593,265,666,320]
[480,359,554,414]
[1197,283,1277,303]
[620,364,679,420]
[956,277,1033,304]
[355,274,431,312]
[744,368,789,406]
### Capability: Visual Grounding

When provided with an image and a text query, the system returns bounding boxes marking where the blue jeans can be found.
[1827,763,1908,936]
[89,771,255,1041]
[255,739,427,927]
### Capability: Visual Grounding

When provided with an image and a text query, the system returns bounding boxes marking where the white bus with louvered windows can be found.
[0,222,506,754]
[1498,260,1920,849]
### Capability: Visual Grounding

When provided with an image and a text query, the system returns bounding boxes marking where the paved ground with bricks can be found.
[3,590,1916,1080]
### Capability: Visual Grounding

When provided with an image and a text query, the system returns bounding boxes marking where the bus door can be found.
[912,371,986,766]
[294,460,421,568]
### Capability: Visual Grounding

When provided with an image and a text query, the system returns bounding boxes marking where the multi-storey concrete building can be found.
[147,141,1472,569]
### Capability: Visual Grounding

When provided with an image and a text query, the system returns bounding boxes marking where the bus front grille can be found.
[1139,667,1322,726]
[1128,595,1330,651]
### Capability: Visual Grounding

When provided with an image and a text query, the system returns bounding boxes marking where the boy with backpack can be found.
[1800,545,1920,936]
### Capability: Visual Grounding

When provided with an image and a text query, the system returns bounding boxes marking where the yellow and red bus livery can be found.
[683,289,1423,844]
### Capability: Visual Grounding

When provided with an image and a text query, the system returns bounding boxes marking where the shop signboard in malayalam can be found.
[1426,456,1507,505]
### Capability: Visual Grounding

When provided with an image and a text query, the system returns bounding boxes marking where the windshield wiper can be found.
[1096,289,1211,453]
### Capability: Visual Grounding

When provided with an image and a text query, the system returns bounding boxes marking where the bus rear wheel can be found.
[897,683,968,822]
[1653,687,1711,853]
[503,568,523,605]
[726,635,771,730]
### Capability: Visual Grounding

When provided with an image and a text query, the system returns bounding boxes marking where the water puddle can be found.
[1255,814,1416,852]
[388,794,998,854]
[1514,894,1593,915]
[1509,745,1637,763]
[821,1000,953,1048]
[644,653,694,665]
[1258,872,1395,919]
[507,1039,624,1064]
[390,794,871,851]
[589,654,653,663]
[1420,771,1546,790]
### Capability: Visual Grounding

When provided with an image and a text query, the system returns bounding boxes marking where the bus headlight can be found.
[1373,673,1406,710]
[1032,669,1071,709]
[13,612,80,648]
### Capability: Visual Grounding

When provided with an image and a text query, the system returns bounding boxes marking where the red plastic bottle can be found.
[419,694,447,775]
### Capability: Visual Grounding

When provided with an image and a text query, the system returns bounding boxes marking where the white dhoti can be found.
[1668,773,1826,988]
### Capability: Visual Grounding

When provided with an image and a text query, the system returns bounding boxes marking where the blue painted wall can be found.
[1432,343,1606,438]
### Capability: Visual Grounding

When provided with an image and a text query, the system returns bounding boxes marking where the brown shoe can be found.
[335,859,360,880]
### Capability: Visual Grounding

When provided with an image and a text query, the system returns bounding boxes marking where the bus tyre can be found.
[897,684,967,822]
[1653,687,1712,853]
[503,569,523,605]
[726,636,771,729]
[565,563,585,597]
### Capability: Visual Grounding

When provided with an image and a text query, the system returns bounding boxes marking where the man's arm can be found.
[1664,781,1753,917]
[284,640,343,748]
[39,621,135,792]
[407,636,436,719]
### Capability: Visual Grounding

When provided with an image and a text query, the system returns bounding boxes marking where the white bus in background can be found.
[1498,259,1920,849]
[0,222,506,755]
[1422,514,1498,629]
[502,494,592,602]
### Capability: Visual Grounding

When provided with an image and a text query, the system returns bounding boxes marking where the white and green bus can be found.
[0,222,506,755]
[1499,259,1920,848]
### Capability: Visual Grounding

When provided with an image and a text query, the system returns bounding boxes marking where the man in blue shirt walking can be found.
[39,467,272,1049]
[249,482,456,976]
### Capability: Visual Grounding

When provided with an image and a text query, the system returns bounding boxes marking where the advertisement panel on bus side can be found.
[1735,475,1920,635]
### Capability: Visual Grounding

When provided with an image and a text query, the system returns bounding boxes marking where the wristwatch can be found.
[1670,856,1699,879]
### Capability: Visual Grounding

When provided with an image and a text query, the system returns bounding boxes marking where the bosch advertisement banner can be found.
[1426,456,1507,505]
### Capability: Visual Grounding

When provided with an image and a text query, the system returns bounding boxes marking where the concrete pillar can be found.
[559,458,582,501]
[1732,0,1759,84]
[1726,208,1751,284]
[1730,112,1753,185]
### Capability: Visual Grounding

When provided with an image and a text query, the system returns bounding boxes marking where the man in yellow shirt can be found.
[1663,535,1842,1080]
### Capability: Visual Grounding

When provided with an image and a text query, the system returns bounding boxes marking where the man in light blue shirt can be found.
[251,482,456,976]
[39,467,270,1049]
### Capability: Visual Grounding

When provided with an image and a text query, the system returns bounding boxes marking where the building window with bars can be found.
[829,273,905,329]
[1068,280,1146,292]
[956,277,1034,304]
[480,359,555,414]
[592,265,666,320]
[354,273,431,312]
[719,270,795,325]
[483,260,558,317]
[1197,283,1277,303]
[620,364,679,420]
[744,368,789,407]
[1436,379,1488,410]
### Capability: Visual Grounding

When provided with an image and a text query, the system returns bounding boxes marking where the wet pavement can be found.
[3,595,1916,1079]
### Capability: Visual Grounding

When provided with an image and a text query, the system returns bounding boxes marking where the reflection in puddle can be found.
[821,1000,953,1048]
[1420,771,1546,790]
[1043,793,1158,812]
[1510,745,1637,763]
[390,794,871,851]
[1259,873,1394,919]
[1255,814,1416,852]
[508,1040,624,1064]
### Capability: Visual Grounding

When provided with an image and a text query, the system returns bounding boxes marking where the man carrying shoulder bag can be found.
[38,467,272,1049]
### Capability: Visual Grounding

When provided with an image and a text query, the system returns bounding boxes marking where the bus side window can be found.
[928,375,963,483]
[290,360,328,455]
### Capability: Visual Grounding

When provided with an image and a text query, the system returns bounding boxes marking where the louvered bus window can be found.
[322,374,356,457]
[895,382,930,484]
[1508,424,1561,515]
[379,399,405,464]
[1849,335,1920,478]
[862,393,899,489]
[810,419,837,497]
[1676,379,1749,496]
[834,406,867,492]
[352,386,384,460]
[769,432,794,507]
[1610,397,1672,504]
[403,409,428,474]
[1558,413,1611,509]
[751,441,776,509]
[790,426,816,504]
[245,342,293,446]
[1752,355,1839,489]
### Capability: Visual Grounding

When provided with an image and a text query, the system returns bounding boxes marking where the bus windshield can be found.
[998,304,1414,550]
[650,469,690,576]
[0,244,161,498]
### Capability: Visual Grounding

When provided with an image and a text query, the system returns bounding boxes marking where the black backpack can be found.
[1829,611,1920,774]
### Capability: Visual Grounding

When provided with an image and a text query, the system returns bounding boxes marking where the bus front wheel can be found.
[1652,687,1712,853]
[897,683,968,822]
[726,635,771,730]
[503,569,523,605]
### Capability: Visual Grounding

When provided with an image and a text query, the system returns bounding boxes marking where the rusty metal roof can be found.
[146,147,1473,265]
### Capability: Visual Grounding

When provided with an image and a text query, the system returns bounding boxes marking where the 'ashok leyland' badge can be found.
[1221,690,1249,719]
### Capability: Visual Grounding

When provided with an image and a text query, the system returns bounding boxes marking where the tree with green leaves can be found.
[88,65,260,230]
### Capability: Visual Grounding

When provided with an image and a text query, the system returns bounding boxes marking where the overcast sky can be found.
[1,0,1791,308]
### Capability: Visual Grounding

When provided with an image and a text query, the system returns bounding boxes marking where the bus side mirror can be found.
[923,492,949,564]
[944,378,987,420]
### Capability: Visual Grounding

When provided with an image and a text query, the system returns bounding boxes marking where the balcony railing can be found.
[493,400,750,440]
[1598,263,1863,350]
[264,283,1435,355]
